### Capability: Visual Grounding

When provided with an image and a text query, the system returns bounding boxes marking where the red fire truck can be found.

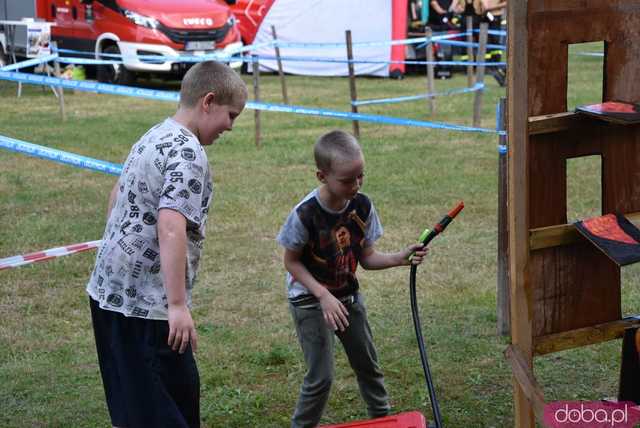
[1,0,242,84]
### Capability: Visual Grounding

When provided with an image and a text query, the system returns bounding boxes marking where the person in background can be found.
[428,0,465,30]
[476,0,507,86]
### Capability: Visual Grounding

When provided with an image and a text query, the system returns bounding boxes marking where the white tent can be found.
[249,0,394,77]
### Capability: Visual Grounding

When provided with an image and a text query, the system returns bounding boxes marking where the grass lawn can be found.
[2,44,639,427]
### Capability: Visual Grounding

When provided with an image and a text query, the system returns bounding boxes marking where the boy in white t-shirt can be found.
[86,61,247,428]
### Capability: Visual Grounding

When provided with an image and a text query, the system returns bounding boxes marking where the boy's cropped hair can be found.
[179,61,248,108]
[314,130,362,171]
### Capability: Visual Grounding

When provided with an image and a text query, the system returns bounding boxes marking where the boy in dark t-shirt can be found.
[276,130,428,428]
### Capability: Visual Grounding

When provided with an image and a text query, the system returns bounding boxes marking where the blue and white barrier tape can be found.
[0,71,505,135]
[244,54,506,67]
[48,33,507,68]
[432,39,506,50]
[0,71,180,103]
[0,54,58,71]
[252,102,505,135]
[0,134,122,176]
[353,83,484,107]
[56,56,122,66]
[51,34,467,65]
[56,52,505,68]
[52,34,469,65]
[235,40,280,55]
[473,29,507,36]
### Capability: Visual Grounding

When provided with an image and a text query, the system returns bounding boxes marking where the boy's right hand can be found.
[319,292,349,332]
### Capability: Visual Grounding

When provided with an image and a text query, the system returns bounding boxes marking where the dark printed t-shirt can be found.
[277,189,383,301]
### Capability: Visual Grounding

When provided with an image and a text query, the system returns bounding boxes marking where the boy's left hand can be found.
[402,243,428,266]
[168,303,198,354]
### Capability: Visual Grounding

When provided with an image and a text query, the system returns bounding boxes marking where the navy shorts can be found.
[90,297,200,428]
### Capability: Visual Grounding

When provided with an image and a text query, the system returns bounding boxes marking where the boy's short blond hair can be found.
[179,61,248,108]
[314,130,362,172]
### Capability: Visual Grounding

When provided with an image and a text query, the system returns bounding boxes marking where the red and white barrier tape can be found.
[0,240,102,271]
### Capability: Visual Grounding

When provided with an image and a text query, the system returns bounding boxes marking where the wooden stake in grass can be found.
[425,27,435,115]
[496,97,509,336]
[345,29,359,139]
[252,55,261,148]
[466,15,475,87]
[271,25,289,105]
[472,22,488,127]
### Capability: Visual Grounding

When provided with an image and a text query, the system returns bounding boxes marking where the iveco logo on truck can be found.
[183,17,214,26]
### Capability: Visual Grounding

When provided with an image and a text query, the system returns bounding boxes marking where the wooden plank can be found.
[534,318,640,355]
[602,129,640,214]
[528,112,579,135]
[507,0,534,425]
[529,211,640,250]
[528,112,640,136]
[505,345,546,424]
[531,245,620,336]
[529,134,567,229]
[529,223,581,250]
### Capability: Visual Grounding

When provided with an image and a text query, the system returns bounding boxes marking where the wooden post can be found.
[497,97,510,336]
[472,22,488,127]
[271,25,289,104]
[466,15,475,87]
[252,55,261,148]
[52,42,66,122]
[425,27,435,115]
[507,0,534,424]
[345,30,360,139]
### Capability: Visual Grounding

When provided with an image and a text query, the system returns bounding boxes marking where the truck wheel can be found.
[97,44,135,86]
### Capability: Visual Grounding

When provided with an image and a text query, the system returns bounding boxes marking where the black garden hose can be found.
[410,262,443,428]
[408,202,464,428]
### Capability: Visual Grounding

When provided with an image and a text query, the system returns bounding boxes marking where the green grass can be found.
[2,45,638,427]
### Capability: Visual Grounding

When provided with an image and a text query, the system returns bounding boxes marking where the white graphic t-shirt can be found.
[87,118,213,320]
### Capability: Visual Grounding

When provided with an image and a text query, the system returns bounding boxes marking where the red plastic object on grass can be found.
[321,411,427,428]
